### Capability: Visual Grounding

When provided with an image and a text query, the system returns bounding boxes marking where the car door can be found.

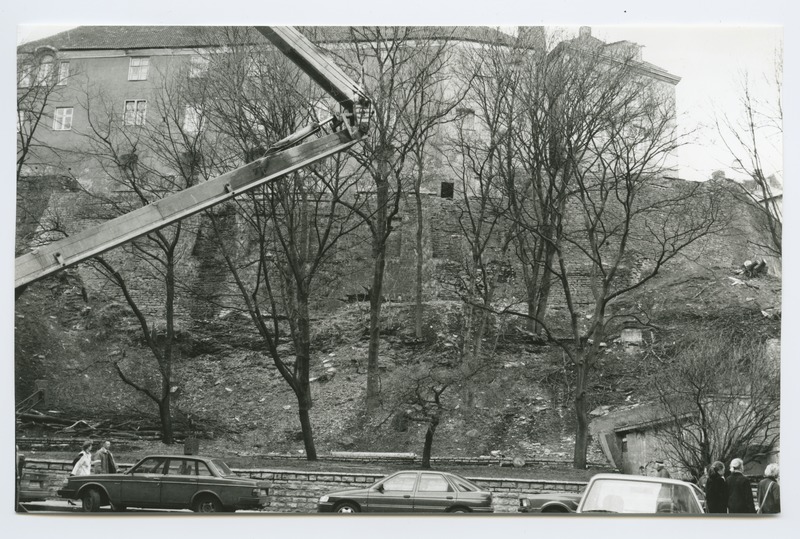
[412,472,457,513]
[160,458,199,510]
[366,472,418,513]
[119,457,166,508]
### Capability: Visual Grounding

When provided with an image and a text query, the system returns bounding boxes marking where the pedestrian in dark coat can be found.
[705,461,728,513]
[726,458,756,513]
[757,463,780,514]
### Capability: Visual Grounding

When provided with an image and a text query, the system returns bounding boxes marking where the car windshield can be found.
[210,459,233,477]
[581,478,701,514]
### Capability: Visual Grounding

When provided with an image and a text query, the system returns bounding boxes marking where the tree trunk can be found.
[294,296,318,460]
[366,168,389,413]
[414,189,424,339]
[421,417,439,469]
[298,407,317,461]
[573,360,589,469]
[159,396,174,445]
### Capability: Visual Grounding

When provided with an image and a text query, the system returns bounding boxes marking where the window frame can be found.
[123,99,148,127]
[52,107,74,131]
[183,104,204,134]
[36,60,54,86]
[128,56,150,81]
[57,61,70,85]
[189,55,209,78]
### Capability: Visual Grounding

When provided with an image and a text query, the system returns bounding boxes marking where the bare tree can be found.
[65,56,218,444]
[715,50,783,258]
[193,27,366,459]
[477,37,723,468]
[330,26,463,412]
[382,348,489,469]
[646,331,780,479]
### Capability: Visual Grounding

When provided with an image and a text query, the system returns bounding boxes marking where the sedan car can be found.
[576,473,706,514]
[518,488,584,513]
[58,454,269,513]
[317,470,493,513]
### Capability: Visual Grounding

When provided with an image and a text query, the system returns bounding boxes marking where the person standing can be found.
[698,465,710,490]
[705,461,728,513]
[757,463,780,514]
[70,441,99,476]
[726,458,756,513]
[94,441,117,474]
[656,461,671,478]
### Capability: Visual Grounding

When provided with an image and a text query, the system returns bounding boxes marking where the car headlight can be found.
[319,495,329,503]
[252,488,268,497]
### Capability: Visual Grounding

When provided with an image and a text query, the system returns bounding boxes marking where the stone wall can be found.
[17,172,777,326]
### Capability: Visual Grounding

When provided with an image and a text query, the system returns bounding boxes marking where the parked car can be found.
[317,470,494,513]
[576,474,706,514]
[518,488,584,513]
[18,467,51,503]
[58,454,269,513]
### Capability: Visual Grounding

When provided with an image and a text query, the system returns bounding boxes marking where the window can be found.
[18,67,32,88]
[418,474,453,492]
[132,457,167,474]
[123,100,147,126]
[128,57,150,81]
[189,55,209,78]
[381,473,417,492]
[440,181,454,199]
[457,107,475,131]
[17,109,32,133]
[57,61,70,85]
[52,107,73,130]
[183,104,203,134]
[36,61,53,86]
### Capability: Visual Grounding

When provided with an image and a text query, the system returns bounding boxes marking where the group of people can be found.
[70,440,117,476]
[701,458,780,514]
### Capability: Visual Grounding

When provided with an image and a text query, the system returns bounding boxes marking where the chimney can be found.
[579,26,592,38]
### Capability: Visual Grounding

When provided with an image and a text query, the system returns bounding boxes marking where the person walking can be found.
[94,441,117,474]
[756,463,780,514]
[656,461,671,478]
[70,441,99,477]
[726,458,756,513]
[705,461,728,513]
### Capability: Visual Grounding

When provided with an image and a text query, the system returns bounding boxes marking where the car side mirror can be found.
[376,484,384,493]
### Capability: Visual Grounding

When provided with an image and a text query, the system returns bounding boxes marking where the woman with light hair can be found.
[757,463,780,514]
[726,458,756,513]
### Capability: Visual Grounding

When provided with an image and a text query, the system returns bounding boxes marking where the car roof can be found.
[587,473,692,487]
[136,454,216,462]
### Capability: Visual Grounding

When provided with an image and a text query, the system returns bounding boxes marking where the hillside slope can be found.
[14,266,781,465]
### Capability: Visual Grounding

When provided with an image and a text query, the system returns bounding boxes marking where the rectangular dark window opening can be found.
[440,182,454,199]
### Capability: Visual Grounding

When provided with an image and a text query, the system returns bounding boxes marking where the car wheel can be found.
[542,506,569,513]
[81,489,102,512]
[335,501,360,514]
[449,506,471,513]
[193,495,223,513]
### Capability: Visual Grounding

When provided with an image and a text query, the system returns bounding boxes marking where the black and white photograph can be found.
[4,1,795,538]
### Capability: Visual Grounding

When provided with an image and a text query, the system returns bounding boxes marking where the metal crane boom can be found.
[15,27,369,292]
